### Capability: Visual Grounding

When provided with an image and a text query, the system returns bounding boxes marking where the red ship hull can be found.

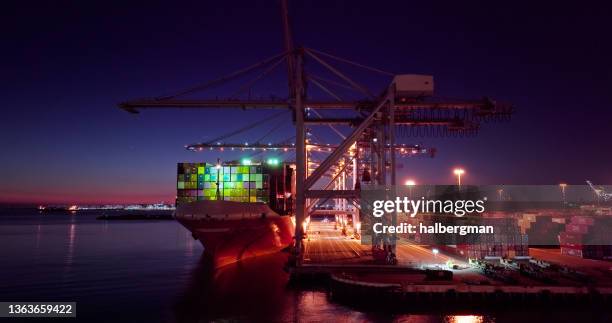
[175,200,294,268]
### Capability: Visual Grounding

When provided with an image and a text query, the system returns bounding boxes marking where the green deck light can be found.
[267,158,280,166]
[241,158,252,165]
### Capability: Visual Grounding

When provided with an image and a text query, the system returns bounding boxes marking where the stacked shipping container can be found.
[524,215,565,246]
[559,215,612,260]
[399,214,529,259]
[454,217,529,259]
[176,162,269,204]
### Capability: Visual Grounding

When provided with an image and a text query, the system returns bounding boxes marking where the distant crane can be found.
[586,180,612,202]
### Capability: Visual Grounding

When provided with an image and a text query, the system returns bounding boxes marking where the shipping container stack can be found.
[454,217,528,259]
[398,212,421,242]
[517,212,536,234]
[551,217,567,224]
[594,207,612,216]
[524,214,565,246]
[559,215,612,260]
[176,162,269,205]
[409,215,529,260]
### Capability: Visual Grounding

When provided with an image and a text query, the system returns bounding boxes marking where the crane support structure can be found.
[118,0,513,266]
[119,99,509,113]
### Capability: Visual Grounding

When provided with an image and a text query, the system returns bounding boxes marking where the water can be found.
[0,210,608,322]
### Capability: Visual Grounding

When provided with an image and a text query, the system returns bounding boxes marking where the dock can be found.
[303,220,459,266]
[290,220,612,305]
[294,220,496,283]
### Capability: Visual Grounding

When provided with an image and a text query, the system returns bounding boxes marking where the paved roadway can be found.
[530,248,611,270]
[303,221,365,264]
[303,220,492,283]
[303,220,612,286]
[530,248,612,284]
[304,220,469,268]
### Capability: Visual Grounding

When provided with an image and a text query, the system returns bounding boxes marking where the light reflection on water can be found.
[0,211,608,323]
[445,315,484,323]
[65,223,76,272]
[35,223,41,249]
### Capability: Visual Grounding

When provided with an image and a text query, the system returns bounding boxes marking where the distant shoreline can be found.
[96,212,174,221]
[0,208,175,220]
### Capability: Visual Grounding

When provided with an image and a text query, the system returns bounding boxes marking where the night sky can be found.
[2,1,611,204]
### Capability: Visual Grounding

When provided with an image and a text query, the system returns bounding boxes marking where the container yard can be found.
[286,217,612,306]
[560,215,612,259]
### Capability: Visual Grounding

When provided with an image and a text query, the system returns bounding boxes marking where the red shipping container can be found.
[523,213,537,222]
[566,223,589,234]
[561,246,582,257]
[559,241,582,249]
[558,231,583,245]
[552,217,566,224]
[571,216,595,226]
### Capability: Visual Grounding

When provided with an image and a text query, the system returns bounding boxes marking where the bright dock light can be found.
[453,168,465,186]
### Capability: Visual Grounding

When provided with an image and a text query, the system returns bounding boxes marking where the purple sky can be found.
[1,1,611,204]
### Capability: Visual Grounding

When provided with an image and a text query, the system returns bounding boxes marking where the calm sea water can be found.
[0,210,608,322]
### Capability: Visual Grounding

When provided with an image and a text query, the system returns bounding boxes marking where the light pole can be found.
[405,179,416,198]
[215,158,221,200]
[559,183,567,204]
[453,168,465,187]
[498,188,504,201]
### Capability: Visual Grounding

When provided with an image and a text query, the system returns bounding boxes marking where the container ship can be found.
[174,160,295,268]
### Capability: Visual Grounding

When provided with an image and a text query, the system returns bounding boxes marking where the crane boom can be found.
[586,180,612,201]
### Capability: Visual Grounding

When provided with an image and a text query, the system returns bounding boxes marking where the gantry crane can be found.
[119,0,512,265]
[586,180,612,202]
